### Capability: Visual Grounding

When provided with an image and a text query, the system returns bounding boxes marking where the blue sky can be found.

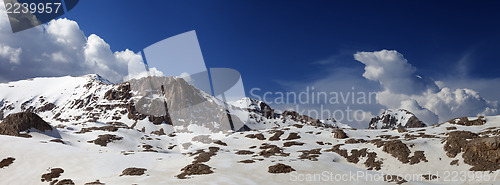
[61,0,500,93]
[1,0,500,127]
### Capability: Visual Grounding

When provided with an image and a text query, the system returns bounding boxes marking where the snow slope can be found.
[0,75,498,185]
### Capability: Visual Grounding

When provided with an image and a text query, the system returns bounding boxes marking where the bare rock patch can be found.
[0,157,15,168]
[177,163,213,179]
[120,167,147,176]
[88,134,123,146]
[268,163,295,174]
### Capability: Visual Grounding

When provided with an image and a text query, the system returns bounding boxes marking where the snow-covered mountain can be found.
[368,109,426,129]
[0,75,342,134]
[0,75,499,185]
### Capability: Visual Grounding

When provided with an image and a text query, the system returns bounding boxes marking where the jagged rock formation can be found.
[368,109,426,129]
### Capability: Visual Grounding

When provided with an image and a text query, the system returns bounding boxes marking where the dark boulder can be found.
[333,129,348,139]
[0,112,52,136]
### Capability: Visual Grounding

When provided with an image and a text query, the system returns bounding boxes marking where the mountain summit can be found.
[368,109,426,129]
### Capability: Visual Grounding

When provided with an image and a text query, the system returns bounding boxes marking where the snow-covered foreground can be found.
[0,116,499,184]
[0,75,499,185]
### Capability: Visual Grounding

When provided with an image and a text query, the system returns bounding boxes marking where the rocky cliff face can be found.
[368,109,426,129]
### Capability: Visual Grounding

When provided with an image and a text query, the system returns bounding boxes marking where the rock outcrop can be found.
[369,109,426,129]
[462,136,500,171]
[0,112,52,136]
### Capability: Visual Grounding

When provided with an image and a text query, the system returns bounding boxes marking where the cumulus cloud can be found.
[400,99,439,125]
[0,3,149,83]
[0,44,21,64]
[354,50,439,95]
[355,50,498,124]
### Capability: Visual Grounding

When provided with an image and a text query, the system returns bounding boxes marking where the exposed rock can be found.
[422,174,438,180]
[245,133,266,140]
[148,114,172,125]
[41,168,64,182]
[281,110,326,127]
[283,141,305,147]
[193,147,219,163]
[35,103,56,113]
[345,138,366,144]
[397,127,407,133]
[259,143,289,158]
[382,140,411,163]
[54,179,75,185]
[104,83,132,101]
[333,129,348,139]
[84,180,105,185]
[450,160,459,166]
[268,130,284,141]
[49,139,64,144]
[284,132,301,140]
[325,144,381,168]
[235,150,254,155]
[298,148,321,161]
[120,167,147,176]
[384,175,407,184]
[345,148,368,163]
[213,140,227,146]
[268,163,295,174]
[364,152,382,170]
[448,116,486,126]
[76,126,119,134]
[238,159,255,163]
[368,139,385,148]
[142,144,153,150]
[446,126,457,130]
[444,131,478,158]
[177,163,213,179]
[88,134,123,146]
[150,128,166,136]
[260,102,275,119]
[325,144,348,157]
[409,151,428,164]
[462,136,500,171]
[369,109,426,129]
[0,157,15,168]
[0,112,52,137]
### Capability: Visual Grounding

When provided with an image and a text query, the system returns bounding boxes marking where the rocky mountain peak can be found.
[368,109,426,129]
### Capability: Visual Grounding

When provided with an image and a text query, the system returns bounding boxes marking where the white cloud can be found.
[355,50,498,124]
[0,44,21,64]
[0,2,147,83]
[354,50,439,95]
[50,51,67,63]
[400,99,438,125]
[178,72,193,83]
